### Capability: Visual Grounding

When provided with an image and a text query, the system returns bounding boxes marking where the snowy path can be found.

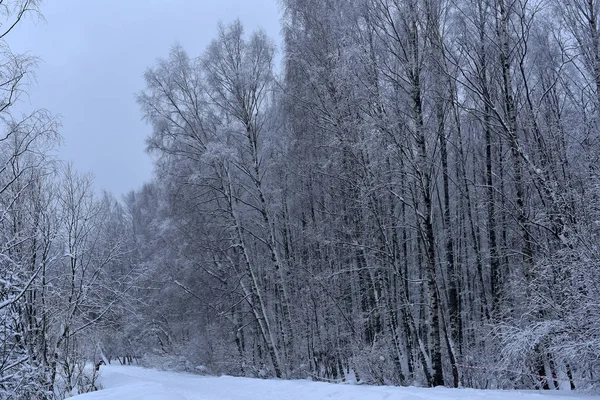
[72,365,599,400]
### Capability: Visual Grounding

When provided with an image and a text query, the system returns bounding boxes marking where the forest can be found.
[1,0,600,398]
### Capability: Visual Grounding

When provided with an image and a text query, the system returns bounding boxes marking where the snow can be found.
[71,365,600,400]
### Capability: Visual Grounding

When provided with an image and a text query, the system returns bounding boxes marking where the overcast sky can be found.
[9,0,281,197]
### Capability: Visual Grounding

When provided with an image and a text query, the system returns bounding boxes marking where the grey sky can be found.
[10,0,281,196]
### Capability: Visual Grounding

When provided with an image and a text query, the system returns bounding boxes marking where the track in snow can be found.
[71,365,599,400]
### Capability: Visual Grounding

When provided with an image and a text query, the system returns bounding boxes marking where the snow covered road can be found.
[72,365,599,400]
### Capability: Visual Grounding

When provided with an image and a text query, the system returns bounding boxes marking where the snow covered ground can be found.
[72,365,599,400]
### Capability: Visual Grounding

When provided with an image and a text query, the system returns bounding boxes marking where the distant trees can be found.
[45,168,133,397]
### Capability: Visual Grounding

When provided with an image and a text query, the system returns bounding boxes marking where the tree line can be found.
[131,0,600,390]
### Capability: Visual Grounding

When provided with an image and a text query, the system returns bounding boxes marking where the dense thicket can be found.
[130,0,600,391]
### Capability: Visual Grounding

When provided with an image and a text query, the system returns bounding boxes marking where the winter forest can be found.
[1,0,600,397]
